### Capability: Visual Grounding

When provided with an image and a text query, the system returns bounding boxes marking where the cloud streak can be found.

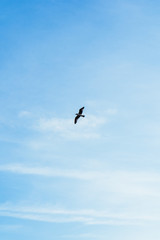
[1,164,160,197]
[0,203,160,226]
[0,164,99,180]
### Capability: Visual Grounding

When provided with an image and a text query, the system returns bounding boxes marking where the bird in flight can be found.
[74,107,85,124]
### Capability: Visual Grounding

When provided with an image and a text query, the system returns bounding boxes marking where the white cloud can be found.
[0,164,160,225]
[0,203,160,226]
[0,164,96,180]
[0,164,160,197]
[1,164,160,226]
[35,115,106,139]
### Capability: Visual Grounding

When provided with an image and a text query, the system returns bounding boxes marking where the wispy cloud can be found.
[0,203,160,226]
[0,164,99,180]
[0,164,160,197]
[35,115,106,139]
[1,163,160,227]
[60,233,104,239]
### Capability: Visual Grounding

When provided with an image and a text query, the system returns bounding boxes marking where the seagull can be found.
[74,107,85,124]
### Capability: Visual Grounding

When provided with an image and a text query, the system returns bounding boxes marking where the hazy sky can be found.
[1,0,160,239]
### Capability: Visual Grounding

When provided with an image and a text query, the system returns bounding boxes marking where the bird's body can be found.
[74,107,85,124]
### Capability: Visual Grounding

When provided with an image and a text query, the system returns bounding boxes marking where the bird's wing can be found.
[79,107,84,114]
[74,115,80,124]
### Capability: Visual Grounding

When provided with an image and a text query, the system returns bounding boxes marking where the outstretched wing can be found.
[78,107,84,114]
[74,115,80,124]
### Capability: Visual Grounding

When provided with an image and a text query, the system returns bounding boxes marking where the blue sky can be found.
[1,0,160,239]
